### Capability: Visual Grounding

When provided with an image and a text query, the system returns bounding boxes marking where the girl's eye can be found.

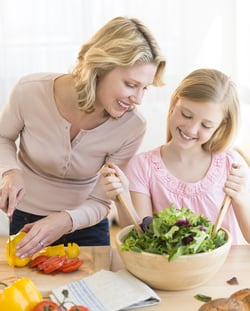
[202,123,212,129]
[181,111,192,119]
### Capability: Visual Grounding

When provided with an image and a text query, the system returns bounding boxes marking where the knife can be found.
[6,198,12,256]
[8,215,12,255]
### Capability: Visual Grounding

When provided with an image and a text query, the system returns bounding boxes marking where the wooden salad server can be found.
[212,195,231,235]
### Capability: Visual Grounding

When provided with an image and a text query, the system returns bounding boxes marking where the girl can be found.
[102,68,250,245]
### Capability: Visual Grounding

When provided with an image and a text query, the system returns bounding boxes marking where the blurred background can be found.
[1,0,250,150]
[0,0,250,234]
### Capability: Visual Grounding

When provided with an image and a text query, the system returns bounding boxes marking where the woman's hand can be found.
[15,212,73,258]
[0,169,25,216]
[101,163,129,200]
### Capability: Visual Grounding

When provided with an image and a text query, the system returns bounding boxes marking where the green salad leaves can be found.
[121,204,227,261]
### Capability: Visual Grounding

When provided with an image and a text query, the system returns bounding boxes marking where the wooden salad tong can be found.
[116,192,143,234]
[213,165,240,235]
[105,164,143,234]
[212,194,231,235]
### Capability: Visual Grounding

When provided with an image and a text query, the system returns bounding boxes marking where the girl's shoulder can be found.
[213,149,249,170]
[125,146,162,185]
[125,146,163,180]
[129,146,162,164]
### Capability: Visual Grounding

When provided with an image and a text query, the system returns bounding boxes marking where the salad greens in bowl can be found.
[116,204,232,291]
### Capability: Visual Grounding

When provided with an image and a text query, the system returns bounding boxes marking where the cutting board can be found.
[0,236,111,297]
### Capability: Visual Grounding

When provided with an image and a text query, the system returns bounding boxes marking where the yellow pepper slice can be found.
[0,277,42,310]
[40,244,66,257]
[39,242,80,258]
[66,242,80,258]
[5,231,31,267]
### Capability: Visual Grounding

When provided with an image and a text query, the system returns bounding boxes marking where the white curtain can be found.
[0,0,249,150]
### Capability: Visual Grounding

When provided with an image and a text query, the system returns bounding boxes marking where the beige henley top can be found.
[0,73,146,231]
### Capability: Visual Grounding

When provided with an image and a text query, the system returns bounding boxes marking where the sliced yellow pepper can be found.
[39,242,80,258]
[66,242,80,258]
[6,232,80,267]
[39,244,66,257]
[0,277,42,311]
[6,231,31,267]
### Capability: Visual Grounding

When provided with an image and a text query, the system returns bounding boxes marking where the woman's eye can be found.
[126,83,136,88]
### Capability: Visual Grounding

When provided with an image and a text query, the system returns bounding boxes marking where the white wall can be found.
[1,0,249,152]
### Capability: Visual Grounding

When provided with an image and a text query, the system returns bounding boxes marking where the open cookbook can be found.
[50,269,161,311]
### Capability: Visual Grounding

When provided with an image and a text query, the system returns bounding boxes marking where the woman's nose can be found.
[129,91,143,106]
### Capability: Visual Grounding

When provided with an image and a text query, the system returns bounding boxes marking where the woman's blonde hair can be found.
[166,68,240,152]
[72,16,166,113]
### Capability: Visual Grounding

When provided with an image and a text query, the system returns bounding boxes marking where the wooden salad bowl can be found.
[116,225,232,291]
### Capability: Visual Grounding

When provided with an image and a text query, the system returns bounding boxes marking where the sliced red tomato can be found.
[60,258,83,273]
[29,255,50,268]
[42,259,65,274]
[60,257,80,268]
[29,254,83,274]
[32,300,63,311]
[37,255,65,271]
[67,306,90,311]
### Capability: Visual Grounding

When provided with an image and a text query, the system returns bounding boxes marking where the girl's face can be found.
[169,98,225,149]
[95,63,157,118]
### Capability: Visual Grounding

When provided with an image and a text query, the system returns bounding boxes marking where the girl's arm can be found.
[225,164,250,243]
[101,163,152,228]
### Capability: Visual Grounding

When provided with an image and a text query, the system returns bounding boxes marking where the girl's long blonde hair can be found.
[72,16,166,113]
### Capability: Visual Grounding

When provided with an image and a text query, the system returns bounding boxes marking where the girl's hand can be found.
[15,212,73,258]
[101,163,129,200]
[0,169,25,216]
[224,164,248,205]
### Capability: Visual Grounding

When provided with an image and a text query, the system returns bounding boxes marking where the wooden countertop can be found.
[0,236,111,297]
[1,236,250,311]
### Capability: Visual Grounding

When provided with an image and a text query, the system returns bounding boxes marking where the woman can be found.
[102,68,250,245]
[0,16,166,257]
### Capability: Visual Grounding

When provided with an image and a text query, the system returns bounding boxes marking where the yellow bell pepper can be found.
[40,244,66,257]
[6,231,31,267]
[0,277,42,311]
[39,242,80,258]
[66,242,80,258]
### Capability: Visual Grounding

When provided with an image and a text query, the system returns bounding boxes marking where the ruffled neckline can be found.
[150,146,225,196]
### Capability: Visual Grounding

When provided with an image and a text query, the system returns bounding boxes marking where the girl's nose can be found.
[187,122,200,136]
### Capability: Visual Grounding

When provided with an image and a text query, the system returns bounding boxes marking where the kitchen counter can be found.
[1,236,249,311]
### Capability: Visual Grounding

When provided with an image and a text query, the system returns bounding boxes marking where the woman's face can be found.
[169,98,225,149]
[95,63,157,118]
